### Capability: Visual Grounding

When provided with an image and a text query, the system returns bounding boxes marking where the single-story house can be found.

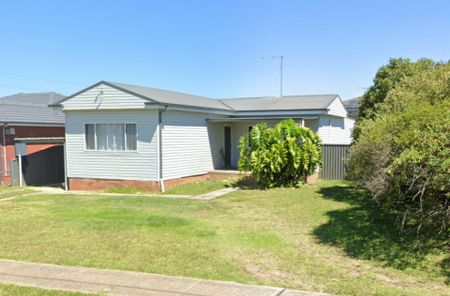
[0,92,65,184]
[52,81,354,191]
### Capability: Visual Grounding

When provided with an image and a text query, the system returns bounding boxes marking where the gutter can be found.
[1,124,7,180]
[158,105,168,192]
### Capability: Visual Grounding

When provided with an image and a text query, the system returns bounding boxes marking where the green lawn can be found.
[0,284,90,295]
[0,181,447,296]
[0,186,32,200]
[164,178,236,195]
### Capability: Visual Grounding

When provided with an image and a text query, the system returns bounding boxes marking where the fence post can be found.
[18,155,23,187]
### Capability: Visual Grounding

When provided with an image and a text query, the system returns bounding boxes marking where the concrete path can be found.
[0,259,328,296]
[192,187,239,200]
[28,186,239,200]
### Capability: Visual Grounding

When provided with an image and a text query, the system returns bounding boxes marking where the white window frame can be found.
[84,122,138,152]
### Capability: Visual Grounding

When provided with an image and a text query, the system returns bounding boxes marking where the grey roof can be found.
[343,96,361,110]
[56,81,340,113]
[220,95,338,111]
[106,81,230,110]
[0,92,65,124]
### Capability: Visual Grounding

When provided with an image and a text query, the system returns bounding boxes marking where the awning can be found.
[207,116,319,122]
[14,137,65,144]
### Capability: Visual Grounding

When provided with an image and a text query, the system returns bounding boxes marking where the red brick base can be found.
[68,178,160,191]
[68,174,213,192]
[68,172,320,192]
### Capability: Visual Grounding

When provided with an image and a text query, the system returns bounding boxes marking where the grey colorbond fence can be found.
[321,144,351,180]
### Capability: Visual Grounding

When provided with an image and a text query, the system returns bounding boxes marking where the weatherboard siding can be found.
[326,97,348,117]
[65,110,158,181]
[62,83,148,110]
[317,116,354,145]
[161,111,216,180]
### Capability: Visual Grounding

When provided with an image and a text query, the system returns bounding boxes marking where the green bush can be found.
[238,119,322,187]
[347,62,450,234]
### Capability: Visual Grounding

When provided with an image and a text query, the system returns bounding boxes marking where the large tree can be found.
[347,61,450,234]
[353,58,436,139]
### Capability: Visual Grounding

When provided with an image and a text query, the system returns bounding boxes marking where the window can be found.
[85,123,137,151]
[85,124,95,150]
[247,126,253,146]
[5,128,15,135]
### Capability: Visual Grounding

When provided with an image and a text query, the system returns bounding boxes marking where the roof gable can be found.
[57,82,151,110]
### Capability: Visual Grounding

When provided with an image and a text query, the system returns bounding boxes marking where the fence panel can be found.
[321,145,350,180]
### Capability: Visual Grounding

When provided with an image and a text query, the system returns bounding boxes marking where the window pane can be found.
[126,124,137,150]
[85,124,95,150]
[111,124,125,151]
[96,124,107,150]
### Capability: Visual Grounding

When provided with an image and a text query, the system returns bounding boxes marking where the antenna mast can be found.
[272,55,284,96]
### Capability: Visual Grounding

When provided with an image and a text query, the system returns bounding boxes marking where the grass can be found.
[105,177,237,196]
[164,178,236,195]
[0,284,91,295]
[0,186,32,200]
[0,180,447,296]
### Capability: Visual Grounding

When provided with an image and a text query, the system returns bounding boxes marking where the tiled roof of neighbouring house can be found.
[0,92,65,125]
[343,96,361,110]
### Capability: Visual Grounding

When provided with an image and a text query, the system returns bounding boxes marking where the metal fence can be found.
[321,144,351,180]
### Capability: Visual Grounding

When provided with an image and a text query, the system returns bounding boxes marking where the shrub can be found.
[347,62,450,234]
[238,119,322,187]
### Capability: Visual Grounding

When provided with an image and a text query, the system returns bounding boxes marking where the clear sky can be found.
[0,0,449,100]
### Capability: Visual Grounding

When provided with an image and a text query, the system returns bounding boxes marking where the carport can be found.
[10,137,65,187]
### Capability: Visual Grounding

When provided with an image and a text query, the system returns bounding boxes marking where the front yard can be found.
[0,181,447,295]
[0,284,88,296]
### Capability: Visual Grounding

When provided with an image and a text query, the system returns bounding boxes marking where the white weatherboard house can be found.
[52,81,354,191]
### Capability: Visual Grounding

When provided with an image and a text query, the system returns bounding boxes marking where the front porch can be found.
[206,117,320,169]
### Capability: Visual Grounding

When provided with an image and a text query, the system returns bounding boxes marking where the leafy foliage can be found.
[238,119,322,187]
[353,58,436,139]
[347,61,450,235]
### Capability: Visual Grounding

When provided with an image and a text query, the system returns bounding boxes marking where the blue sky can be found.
[0,0,449,99]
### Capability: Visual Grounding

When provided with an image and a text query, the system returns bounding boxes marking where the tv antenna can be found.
[262,55,284,96]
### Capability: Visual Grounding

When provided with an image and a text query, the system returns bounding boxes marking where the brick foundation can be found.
[68,171,320,192]
[68,178,160,191]
[68,174,214,191]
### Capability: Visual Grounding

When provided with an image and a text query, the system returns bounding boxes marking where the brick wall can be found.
[68,174,212,192]
[68,178,160,191]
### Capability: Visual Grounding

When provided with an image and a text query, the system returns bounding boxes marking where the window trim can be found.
[83,122,138,152]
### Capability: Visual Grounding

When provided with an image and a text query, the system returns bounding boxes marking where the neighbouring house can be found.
[52,81,355,191]
[0,92,65,185]
[343,96,361,119]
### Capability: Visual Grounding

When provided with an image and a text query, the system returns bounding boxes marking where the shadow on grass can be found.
[313,185,449,278]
